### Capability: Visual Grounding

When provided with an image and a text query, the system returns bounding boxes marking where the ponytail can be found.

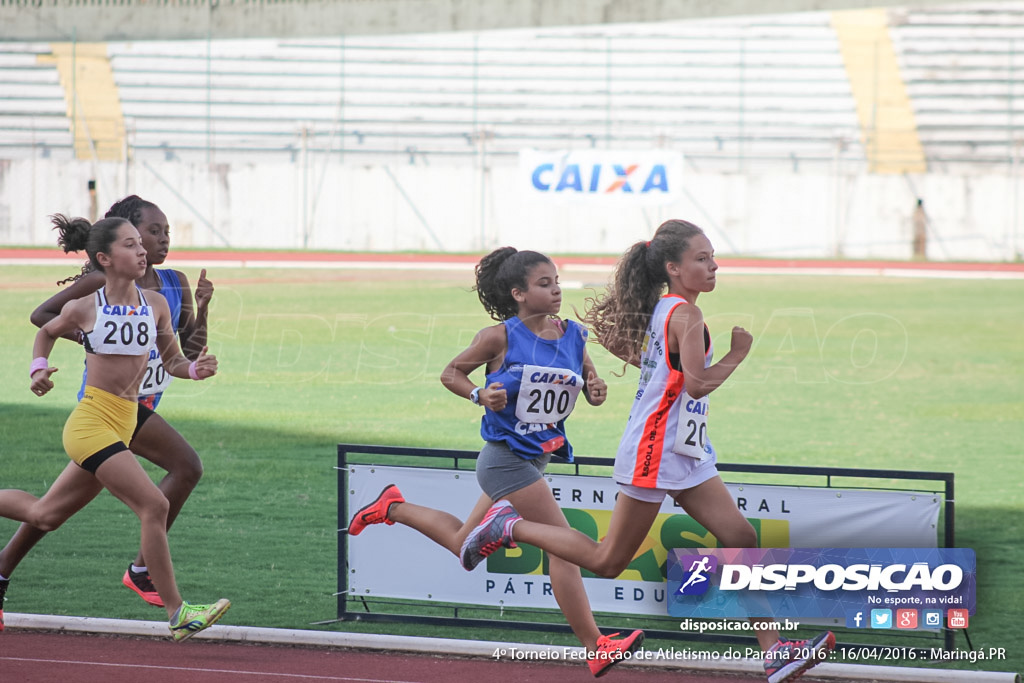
[474,247,552,321]
[52,214,94,285]
[583,219,704,365]
[50,214,133,285]
[52,214,92,254]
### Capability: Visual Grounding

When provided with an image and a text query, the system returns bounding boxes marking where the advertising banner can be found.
[346,465,942,617]
[519,149,684,205]
[667,547,975,627]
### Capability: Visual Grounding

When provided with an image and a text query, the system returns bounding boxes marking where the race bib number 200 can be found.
[515,365,583,424]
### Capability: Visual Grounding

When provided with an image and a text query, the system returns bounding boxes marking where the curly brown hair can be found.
[582,219,704,365]
[474,247,552,321]
[52,214,133,284]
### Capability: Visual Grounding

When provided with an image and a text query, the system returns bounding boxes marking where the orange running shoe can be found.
[0,578,8,632]
[123,565,164,607]
[348,484,405,536]
[588,630,645,677]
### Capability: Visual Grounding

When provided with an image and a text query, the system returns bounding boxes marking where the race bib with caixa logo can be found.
[514,365,583,424]
[672,391,714,461]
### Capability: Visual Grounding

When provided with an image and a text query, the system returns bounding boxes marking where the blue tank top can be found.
[155,269,184,331]
[79,269,185,408]
[479,316,588,461]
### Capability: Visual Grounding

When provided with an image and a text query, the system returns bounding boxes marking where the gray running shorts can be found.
[476,440,552,500]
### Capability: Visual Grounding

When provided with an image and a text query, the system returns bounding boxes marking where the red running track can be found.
[2,247,1024,273]
[0,631,761,683]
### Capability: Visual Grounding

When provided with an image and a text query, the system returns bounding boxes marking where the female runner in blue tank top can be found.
[347,248,644,677]
[0,197,213,627]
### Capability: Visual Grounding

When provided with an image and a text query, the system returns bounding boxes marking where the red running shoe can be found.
[123,565,164,607]
[348,484,405,536]
[588,630,645,677]
[0,578,8,632]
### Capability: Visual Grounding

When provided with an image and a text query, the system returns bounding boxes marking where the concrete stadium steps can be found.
[890,2,1024,167]
[39,43,125,161]
[5,6,1024,170]
[100,16,862,165]
[0,43,73,156]
[832,8,927,174]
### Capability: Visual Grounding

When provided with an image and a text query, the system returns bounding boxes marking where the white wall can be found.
[0,157,1020,261]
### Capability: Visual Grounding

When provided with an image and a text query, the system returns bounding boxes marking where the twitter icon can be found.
[870,609,893,629]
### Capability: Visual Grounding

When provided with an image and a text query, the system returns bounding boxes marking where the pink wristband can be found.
[30,357,49,378]
[188,360,201,381]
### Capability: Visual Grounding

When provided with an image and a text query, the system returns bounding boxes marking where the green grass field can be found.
[0,263,1021,676]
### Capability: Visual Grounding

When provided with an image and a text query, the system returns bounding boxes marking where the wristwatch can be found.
[470,387,482,405]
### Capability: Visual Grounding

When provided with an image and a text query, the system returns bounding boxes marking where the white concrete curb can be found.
[5,613,1019,682]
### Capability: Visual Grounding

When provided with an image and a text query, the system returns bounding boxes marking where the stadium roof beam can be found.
[1,0,956,42]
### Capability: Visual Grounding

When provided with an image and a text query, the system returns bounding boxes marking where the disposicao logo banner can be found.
[519,149,684,205]
[667,548,975,625]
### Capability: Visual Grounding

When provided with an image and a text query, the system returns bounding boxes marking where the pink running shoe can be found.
[459,499,522,570]
[763,631,836,682]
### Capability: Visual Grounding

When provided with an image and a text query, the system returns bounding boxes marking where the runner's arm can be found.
[440,324,506,404]
[667,303,752,399]
[30,270,105,342]
[175,269,212,361]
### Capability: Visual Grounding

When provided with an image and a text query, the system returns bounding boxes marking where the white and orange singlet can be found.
[613,294,716,490]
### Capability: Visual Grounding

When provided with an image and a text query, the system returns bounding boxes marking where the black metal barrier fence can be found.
[332,443,957,657]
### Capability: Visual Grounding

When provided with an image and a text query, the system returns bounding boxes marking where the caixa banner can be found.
[519,149,684,205]
[667,548,975,627]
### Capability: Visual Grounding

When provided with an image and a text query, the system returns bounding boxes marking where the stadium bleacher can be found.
[3,14,864,168]
[892,3,1024,168]
[0,42,74,159]
[3,5,1024,172]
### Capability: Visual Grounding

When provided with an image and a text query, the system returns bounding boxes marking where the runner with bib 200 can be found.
[347,247,644,678]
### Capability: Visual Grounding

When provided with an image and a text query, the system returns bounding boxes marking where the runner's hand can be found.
[30,365,58,396]
[195,268,214,312]
[586,371,607,406]
[192,345,218,379]
[481,382,506,411]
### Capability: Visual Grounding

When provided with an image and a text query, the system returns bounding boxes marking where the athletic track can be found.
[0,629,765,683]
[2,248,1023,279]
[2,248,1020,683]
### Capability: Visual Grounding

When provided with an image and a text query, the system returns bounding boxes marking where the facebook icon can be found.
[846,610,866,628]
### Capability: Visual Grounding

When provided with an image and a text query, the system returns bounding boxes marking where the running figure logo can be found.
[676,554,718,596]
